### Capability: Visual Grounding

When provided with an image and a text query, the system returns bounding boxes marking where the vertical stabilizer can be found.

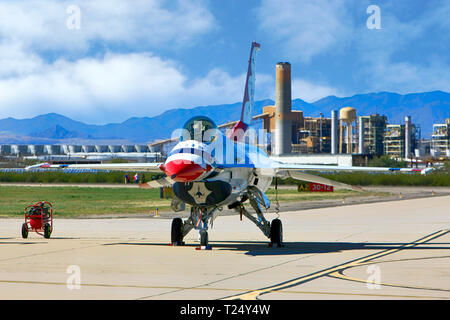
[240,41,260,124]
[228,41,260,141]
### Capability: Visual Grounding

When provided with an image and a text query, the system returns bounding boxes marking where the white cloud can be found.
[291,79,342,102]
[356,2,450,93]
[0,42,44,77]
[0,0,216,53]
[257,0,353,62]
[0,45,340,123]
[0,0,225,123]
[256,0,450,93]
[255,78,341,103]
[365,59,450,94]
[0,51,255,123]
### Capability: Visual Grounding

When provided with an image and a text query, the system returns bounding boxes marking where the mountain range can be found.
[0,91,448,144]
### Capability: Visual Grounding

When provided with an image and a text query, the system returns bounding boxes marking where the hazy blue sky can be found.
[0,0,448,123]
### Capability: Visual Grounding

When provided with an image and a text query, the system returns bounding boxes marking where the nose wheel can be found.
[270,219,283,247]
[200,230,208,246]
[171,218,185,246]
[196,229,211,250]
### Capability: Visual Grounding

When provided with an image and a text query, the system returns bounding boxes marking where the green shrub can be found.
[368,155,408,168]
[0,171,163,184]
[275,171,450,187]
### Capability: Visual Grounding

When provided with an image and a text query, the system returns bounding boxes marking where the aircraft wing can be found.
[271,163,432,174]
[256,162,434,191]
[26,162,164,173]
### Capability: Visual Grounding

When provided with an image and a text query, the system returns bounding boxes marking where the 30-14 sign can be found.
[298,183,333,192]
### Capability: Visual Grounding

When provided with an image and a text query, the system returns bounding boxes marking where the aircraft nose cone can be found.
[164,160,206,182]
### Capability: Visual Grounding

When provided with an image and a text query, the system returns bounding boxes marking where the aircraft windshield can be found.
[182,116,218,143]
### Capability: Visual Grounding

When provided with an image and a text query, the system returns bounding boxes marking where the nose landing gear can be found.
[169,206,214,250]
[197,229,211,250]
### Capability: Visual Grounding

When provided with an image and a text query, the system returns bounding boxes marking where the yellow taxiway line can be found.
[223,229,449,300]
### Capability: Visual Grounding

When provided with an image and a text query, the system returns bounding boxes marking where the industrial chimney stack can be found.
[405,116,411,159]
[331,110,338,154]
[274,62,292,155]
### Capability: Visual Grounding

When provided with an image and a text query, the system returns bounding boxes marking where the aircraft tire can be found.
[200,230,208,247]
[171,218,184,245]
[270,219,283,247]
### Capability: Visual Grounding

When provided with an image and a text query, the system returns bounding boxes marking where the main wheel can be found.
[43,223,51,239]
[21,223,28,239]
[270,219,283,247]
[200,230,208,247]
[171,218,184,245]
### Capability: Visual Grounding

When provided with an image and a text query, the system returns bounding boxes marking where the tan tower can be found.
[339,107,357,154]
[274,62,292,155]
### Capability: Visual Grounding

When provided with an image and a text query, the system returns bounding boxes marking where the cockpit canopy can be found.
[181,116,218,143]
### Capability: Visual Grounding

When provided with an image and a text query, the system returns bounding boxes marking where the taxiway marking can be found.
[223,229,450,300]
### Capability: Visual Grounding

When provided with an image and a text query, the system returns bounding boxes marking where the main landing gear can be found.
[169,201,283,249]
[234,202,284,248]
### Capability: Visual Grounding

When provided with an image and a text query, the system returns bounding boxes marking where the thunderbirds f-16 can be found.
[28,42,432,249]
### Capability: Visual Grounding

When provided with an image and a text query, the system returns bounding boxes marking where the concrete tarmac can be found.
[0,195,449,300]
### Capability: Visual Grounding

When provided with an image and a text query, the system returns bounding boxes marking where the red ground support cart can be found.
[22,201,53,239]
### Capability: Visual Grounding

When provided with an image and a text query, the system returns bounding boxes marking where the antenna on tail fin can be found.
[228,41,260,141]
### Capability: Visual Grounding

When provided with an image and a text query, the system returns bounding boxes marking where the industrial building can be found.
[0,143,163,164]
[358,114,387,156]
[384,124,406,157]
[213,62,441,161]
[297,115,331,154]
[1,61,446,165]
[384,116,419,159]
[431,119,450,157]
[217,61,427,161]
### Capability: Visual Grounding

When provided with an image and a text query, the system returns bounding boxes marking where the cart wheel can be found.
[21,223,28,239]
[43,223,51,239]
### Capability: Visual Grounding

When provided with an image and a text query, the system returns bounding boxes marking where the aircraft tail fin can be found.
[228,41,260,141]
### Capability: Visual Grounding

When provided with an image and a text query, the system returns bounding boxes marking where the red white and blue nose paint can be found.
[164,160,210,182]
[162,142,213,182]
